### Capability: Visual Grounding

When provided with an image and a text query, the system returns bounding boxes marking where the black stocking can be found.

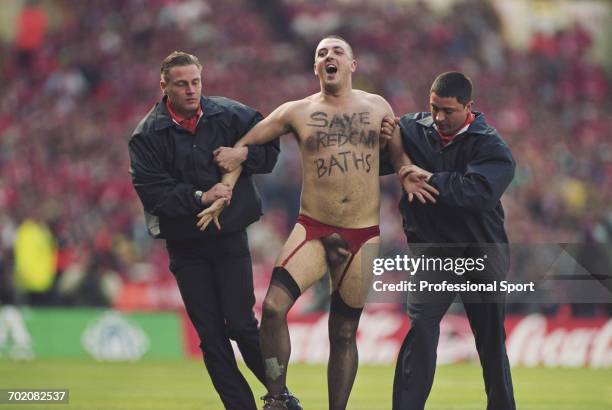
[327,308,362,409]
[260,283,296,396]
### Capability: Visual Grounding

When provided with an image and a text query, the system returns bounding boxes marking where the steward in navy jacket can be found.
[383,111,515,251]
[129,95,280,240]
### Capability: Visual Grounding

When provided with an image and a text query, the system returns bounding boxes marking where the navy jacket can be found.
[385,112,515,248]
[129,96,280,240]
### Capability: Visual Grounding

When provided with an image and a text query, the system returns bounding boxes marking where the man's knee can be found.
[329,318,358,347]
[405,315,442,350]
[260,267,301,321]
[329,291,361,347]
[226,315,259,341]
[407,304,446,332]
[198,328,229,355]
[262,294,291,322]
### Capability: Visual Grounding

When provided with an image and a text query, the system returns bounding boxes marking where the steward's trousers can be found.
[392,245,516,410]
[167,230,265,410]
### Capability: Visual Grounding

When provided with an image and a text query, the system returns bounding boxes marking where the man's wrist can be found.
[240,146,248,162]
[195,190,207,205]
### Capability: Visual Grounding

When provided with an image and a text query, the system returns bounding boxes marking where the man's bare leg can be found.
[327,236,379,410]
[260,224,328,399]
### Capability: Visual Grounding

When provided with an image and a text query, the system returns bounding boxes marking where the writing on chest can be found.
[303,111,378,153]
[302,111,379,178]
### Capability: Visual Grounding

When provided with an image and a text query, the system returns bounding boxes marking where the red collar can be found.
[438,112,475,147]
[165,98,202,134]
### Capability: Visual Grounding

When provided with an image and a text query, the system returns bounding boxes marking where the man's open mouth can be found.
[325,64,338,74]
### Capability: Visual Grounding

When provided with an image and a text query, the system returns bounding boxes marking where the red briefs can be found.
[279,214,380,288]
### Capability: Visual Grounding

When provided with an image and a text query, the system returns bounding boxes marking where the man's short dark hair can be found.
[161,51,202,82]
[430,72,473,105]
[318,35,354,59]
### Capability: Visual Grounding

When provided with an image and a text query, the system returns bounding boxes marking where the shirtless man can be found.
[198,35,437,409]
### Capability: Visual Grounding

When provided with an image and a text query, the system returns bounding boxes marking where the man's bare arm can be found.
[197,101,297,230]
[234,101,295,148]
[386,124,412,172]
[375,96,411,170]
[377,97,438,204]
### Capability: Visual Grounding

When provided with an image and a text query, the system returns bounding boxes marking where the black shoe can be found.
[261,393,288,410]
[283,388,302,410]
[261,389,302,410]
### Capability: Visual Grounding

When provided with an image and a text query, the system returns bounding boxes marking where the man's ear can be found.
[466,100,474,111]
[350,59,356,73]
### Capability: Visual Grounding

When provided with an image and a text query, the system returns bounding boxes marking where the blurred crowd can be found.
[0,0,609,314]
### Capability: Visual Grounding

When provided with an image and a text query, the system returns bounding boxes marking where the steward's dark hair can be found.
[430,71,473,105]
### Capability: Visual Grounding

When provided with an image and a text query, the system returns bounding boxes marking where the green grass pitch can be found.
[1,359,610,409]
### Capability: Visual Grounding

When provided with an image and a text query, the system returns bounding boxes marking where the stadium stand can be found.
[0,0,609,315]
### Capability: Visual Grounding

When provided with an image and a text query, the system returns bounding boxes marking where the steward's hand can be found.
[379,115,399,148]
[398,165,439,204]
[202,183,232,205]
[213,146,248,173]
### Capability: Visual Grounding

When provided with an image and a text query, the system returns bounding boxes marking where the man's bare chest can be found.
[296,108,382,178]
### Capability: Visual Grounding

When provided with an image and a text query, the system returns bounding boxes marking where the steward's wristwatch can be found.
[194,190,204,205]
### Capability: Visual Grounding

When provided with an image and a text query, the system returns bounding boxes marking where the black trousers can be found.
[392,246,516,410]
[167,230,266,410]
